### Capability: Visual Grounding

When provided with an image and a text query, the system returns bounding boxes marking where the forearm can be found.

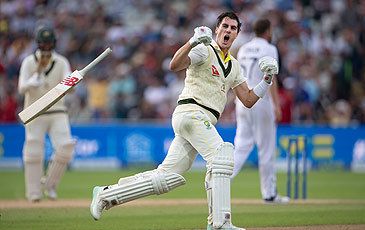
[233,82,260,108]
[169,42,192,72]
[241,90,260,108]
[18,69,44,94]
[18,72,38,94]
[235,56,278,108]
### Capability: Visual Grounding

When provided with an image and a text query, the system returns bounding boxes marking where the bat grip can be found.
[79,47,112,76]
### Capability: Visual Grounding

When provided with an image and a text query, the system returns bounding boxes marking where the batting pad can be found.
[25,162,44,200]
[44,141,75,191]
[211,142,234,228]
[23,140,44,200]
[100,172,186,206]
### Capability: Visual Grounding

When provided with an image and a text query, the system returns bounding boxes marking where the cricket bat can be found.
[18,47,112,124]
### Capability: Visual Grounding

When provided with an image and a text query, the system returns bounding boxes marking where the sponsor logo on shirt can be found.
[204,120,211,129]
[211,65,220,77]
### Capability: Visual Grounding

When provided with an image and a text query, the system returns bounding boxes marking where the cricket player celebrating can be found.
[231,19,289,204]
[18,26,75,202]
[90,12,278,230]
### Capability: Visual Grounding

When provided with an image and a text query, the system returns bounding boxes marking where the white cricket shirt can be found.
[18,50,71,111]
[178,41,246,117]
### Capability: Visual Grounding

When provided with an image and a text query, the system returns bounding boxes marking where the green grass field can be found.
[1,168,365,230]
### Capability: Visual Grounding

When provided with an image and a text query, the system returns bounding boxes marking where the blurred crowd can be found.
[0,0,364,125]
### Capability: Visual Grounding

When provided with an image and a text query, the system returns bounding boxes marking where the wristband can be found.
[253,79,271,98]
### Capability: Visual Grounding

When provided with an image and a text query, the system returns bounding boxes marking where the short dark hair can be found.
[253,19,271,36]
[216,12,242,33]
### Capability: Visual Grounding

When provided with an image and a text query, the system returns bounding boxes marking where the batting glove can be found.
[27,74,43,88]
[258,56,279,84]
[189,26,212,48]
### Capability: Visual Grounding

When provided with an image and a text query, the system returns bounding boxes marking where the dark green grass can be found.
[1,204,365,230]
[1,169,365,229]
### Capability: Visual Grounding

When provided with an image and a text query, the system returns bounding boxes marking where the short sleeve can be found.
[188,44,209,66]
[231,63,247,89]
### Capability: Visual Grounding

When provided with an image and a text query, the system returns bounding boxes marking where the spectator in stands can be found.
[0,0,364,124]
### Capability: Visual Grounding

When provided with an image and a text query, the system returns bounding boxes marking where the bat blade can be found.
[18,70,83,124]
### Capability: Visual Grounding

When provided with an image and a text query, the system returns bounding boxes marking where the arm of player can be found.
[169,42,193,72]
[250,56,279,98]
[233,56,279,108]
[233,82,260,108]
[18,60,43,94]
[170,26,212,72]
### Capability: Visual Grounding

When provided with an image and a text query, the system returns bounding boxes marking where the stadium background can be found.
[1,1,365,230]
[0,0,365,171]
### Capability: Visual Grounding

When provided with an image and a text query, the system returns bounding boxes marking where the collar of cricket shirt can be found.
[211,40,232,64]
[210,41,232,78]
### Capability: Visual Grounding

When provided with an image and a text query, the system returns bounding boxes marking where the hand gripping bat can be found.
[18,47,112,124]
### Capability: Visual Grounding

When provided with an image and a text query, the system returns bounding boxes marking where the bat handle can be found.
[79,47,112,76]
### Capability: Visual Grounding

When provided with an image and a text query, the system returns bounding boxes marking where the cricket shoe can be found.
[90,186,109,220]
[44,188,57,200]
[41,177,57,200]
[264,194,290,204]
[207,223,246,230]
[28,193,42,203]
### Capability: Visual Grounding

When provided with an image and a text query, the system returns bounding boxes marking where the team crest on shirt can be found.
[204,120,212,129]
[211,65,220,77]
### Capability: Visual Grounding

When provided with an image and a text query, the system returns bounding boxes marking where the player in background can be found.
[18,26,75,202]
[231,19,289,204]
[90,12,278,230]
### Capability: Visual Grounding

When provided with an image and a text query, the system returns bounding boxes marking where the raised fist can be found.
[258,56,279,76]
[189,26,212,48]
[258,56,278,84]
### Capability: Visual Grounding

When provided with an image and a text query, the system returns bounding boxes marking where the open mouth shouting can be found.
[223,34,230,44]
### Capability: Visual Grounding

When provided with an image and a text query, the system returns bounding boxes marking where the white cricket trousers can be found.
[233,100,277,199]
[158,104,222,174]
[23,113,73,199]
